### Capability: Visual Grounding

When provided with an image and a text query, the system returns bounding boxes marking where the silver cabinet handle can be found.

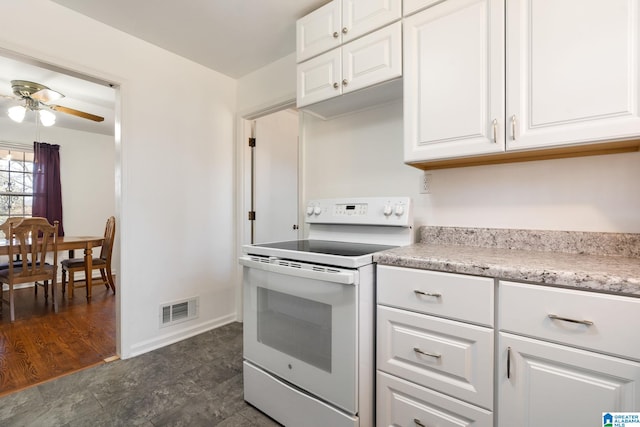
[492,118,498,143]
[548,314,594,326]
[414,290,441,298]
[333,31,339,38]
[414,419,426,427]
[507,346,512,379]
[342,27,348,34]
[414,347,441,358]
[342,79,348,86]
[333,82,339,89]
[511,115,517,140]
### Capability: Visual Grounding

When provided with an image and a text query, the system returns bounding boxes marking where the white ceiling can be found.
[51,0,330,79]
[1,0,330,137]
[0,51,116,136]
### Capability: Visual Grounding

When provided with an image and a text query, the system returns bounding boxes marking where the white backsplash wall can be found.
[302,100,640,234]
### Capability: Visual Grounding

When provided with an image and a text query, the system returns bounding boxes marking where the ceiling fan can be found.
[2,80,104,126]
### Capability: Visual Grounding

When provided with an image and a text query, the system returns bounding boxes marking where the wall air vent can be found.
[160,297,199,328]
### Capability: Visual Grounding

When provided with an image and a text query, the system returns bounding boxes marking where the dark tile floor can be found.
[0,322,280,426]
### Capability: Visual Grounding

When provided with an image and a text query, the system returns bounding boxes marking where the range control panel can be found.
[334,203,368,217]
[305,197,412,226]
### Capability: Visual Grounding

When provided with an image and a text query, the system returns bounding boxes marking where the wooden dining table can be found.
[0,235,105,303]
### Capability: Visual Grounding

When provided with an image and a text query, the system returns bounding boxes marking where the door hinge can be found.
[248,137,256,147]
[248,211,256,221]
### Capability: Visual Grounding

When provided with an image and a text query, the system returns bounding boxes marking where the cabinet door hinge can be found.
[248,137,256,147]
[248,211,256,221]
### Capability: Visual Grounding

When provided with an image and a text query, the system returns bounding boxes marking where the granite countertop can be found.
[373,227,640,297]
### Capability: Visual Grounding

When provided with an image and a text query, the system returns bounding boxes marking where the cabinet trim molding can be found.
[406,138,640,170]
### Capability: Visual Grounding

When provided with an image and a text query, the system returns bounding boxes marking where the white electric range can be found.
[240,197,413,427]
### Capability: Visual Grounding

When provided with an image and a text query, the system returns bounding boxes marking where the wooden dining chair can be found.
[0,216,52,299]
[0,217,59,322]
[62,216,116,298]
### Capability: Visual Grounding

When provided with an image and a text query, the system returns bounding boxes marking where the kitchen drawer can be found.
[377,371,493,427]
[499,281,640,361]
[377,265,494,326]
[377,305,494,409]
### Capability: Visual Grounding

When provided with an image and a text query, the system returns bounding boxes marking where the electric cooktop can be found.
[252,239,397,258]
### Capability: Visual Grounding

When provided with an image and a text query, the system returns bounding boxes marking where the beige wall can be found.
[0,0,238,357]
[237,53,297,116]
[303,100,640,233]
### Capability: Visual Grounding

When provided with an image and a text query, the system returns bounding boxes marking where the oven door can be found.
[240,256,358,414]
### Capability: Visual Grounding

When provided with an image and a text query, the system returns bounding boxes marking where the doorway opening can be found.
[237,104,302,320]
[245,109,300,245]
[0,48,119,396]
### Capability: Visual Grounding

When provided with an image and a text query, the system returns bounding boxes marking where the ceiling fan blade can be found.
[50,105,105,122]
[31,88,65,103]
[0,93,19,101]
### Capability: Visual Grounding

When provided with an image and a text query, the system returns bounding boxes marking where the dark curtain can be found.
[33,142,65,236]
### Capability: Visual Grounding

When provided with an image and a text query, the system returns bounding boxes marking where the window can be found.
[0,147,34,226]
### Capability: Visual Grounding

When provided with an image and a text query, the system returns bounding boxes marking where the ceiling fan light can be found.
[39,109,56,127]
[8,105,26,123]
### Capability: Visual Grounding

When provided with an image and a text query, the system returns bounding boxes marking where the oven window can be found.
[256,287,332,373]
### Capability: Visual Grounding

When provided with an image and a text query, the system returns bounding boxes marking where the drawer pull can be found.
[548,314,594,326]
[414,290,441,298]
[413,347,441,359]
[414,419,427,427]
[507,346,511,379]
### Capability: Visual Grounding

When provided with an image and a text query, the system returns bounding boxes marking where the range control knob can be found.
[313,206,322,215]
[383,205,393,217]
[306,206,314,216]
[394,205,405,216]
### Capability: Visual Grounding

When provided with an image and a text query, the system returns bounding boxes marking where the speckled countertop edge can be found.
[373,227,640,297]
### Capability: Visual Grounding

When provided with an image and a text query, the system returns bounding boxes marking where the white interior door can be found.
[252,109,299,244]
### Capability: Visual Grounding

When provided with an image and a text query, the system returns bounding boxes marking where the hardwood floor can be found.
[0,283,116,397]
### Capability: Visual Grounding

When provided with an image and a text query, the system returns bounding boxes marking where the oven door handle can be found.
[239,256,357,285]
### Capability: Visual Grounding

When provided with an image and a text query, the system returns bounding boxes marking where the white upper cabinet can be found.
[297,1,341,63]
[404,0,506,162]
[342,22,402,94]
[297,49,342,108]
[506,0,640,150]
[404,0,446,16]
[297,0,401,63]
[342,0,402,43]
[405,0,640,166]
[297,22,402,115]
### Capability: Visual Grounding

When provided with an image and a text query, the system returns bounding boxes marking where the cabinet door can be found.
[297,49,342,108]
[404,0,446,17]
[499,333,640,427]
[342,22,402,94]
[506,0,640,150]
[297,0,341,63]
[342,0,401,42]
[404,0,505,163]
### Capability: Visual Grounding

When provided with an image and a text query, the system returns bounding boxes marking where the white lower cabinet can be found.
[376,268,640,427]
[377,371,493,427]
[377,306,494,409]
[497,280,640,427]
[498,333,640,427]
[376,265,494,426]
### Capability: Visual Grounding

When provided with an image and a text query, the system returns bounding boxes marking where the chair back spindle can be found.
[1,217,59,322]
